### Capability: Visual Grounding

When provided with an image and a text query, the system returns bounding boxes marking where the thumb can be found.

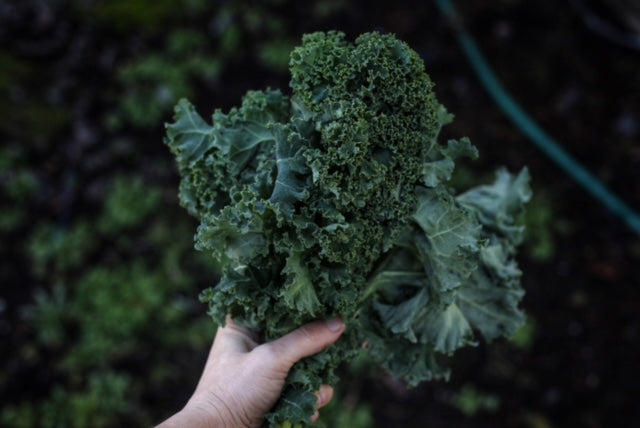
[261,318,345,368]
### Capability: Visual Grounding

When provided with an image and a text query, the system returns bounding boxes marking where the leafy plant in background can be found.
[109,0,300,131]
[0,147,39,232]
[509,316,536,350]
[166,31,530,426]
[1,175,215,427]
[113,30,222,129]
[320,394,373,428]
[523,191,559,262]
[450,383,500,417]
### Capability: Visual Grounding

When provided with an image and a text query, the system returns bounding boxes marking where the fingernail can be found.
[326,317,343,332]
[316,387,329,407]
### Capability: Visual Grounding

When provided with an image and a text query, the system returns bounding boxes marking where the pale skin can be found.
[157,316,345,427]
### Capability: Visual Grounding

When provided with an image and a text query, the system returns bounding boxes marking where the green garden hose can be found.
[434,0,640,235]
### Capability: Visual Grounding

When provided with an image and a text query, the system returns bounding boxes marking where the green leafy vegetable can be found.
[165,31,530,426]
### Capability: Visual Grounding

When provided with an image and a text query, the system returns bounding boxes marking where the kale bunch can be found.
[165,31,530,426]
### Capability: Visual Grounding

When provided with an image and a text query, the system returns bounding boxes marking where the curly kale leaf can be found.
[165,90,289,219]
[364,169,530,385]
[165,31,530,427]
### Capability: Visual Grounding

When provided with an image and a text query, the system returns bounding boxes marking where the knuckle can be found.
[297,325,315,344]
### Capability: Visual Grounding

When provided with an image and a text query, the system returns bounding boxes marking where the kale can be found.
[165,31,530,426]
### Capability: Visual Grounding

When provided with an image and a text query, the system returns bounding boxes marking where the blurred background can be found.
[1,0,639,426]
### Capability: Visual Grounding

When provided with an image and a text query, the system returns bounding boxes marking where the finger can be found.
[260,318,345,368]
[315,384,334,409]
[213,315,260,354]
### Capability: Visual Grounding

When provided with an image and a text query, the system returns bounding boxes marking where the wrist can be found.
[157,402,224,428]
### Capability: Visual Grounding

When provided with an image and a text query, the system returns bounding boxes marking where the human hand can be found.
[157,316,345,427]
